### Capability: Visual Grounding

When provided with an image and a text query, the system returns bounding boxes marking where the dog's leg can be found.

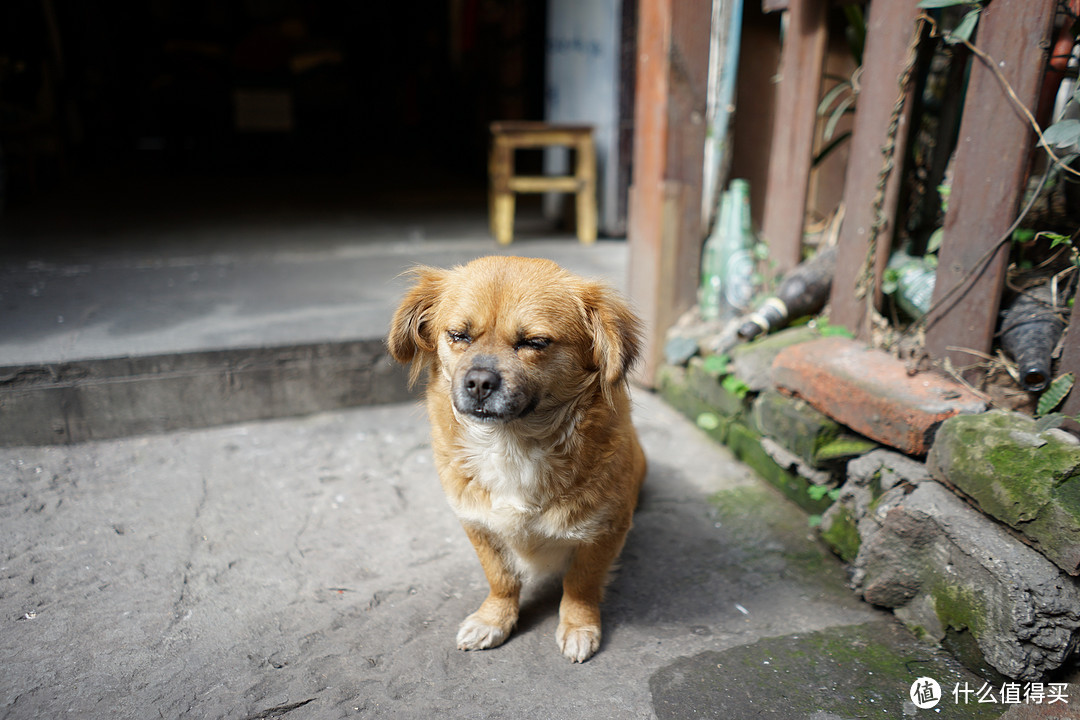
[456,525,521,651]
[556,528,628,662]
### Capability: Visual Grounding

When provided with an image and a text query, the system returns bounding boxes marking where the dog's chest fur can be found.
[447,421,606,577]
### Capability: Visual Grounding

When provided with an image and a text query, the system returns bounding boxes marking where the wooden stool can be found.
[488,121,597,245]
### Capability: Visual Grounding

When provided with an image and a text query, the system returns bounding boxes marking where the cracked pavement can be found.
[2,390,981,719]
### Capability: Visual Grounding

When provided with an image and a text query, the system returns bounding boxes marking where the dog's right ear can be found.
[388,267,445,379]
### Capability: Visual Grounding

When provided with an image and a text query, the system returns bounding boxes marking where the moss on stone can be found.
[1054,476,1080,527]
[686,357,750,419]
[658,366,729,443]
[650,621,1002,719]
[931,582,987,636]
[930,412,1080,574]
[725,422,833,514]
[814,436,878,464]
[935,411,1080,528]
[941,628,1005,684]
[821,506,861,563]
[750,389,840,468]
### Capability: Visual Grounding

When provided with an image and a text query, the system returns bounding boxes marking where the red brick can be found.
[771,337,986,455]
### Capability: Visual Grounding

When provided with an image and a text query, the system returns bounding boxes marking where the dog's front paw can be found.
[457,612,513,651]
[556,621,601,662]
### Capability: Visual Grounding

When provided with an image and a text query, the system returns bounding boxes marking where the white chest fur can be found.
[448,420,603,578]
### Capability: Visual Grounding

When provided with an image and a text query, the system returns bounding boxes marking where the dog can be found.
[388,255,646,662]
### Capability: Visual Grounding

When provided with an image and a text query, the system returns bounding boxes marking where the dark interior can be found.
[0,0,550,240]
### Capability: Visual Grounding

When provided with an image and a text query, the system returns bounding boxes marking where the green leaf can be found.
[938,184,951,214]
[1042,231,1072,249]
[882,268,900,295]
[702,353,729,375]
[946,8,980,44]
[841,5,865,66]
[927,227,944,254]
[1034,413,1068,432]
[807,485,831,501]
[819,323,855,339]
[721,374,750,399]
[815,437,878,461]
[824,94,857,141]
[1012,228,1036,244]
[696,412,721,431]
[818,81,853,116]
[1038,373,1075,417]
[1043,119,1080,149]
[808,514,823,528]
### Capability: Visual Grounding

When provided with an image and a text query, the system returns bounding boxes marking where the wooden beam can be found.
[627,0,712,385]
[828,0,922,338]
[760,0,829,276]
[923,0,1056,375]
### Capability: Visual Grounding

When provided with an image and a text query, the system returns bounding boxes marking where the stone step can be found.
[0,340,412,446]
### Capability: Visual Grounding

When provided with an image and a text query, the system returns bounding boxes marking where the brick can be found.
[771,337,986,455]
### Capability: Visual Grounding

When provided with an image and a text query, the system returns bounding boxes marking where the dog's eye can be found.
[447,330,472,344]
[516,337,551,351]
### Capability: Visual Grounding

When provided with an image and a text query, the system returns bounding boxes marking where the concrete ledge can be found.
[0,340,412,446]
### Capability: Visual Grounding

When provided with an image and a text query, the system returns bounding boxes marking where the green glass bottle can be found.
[719,179,756,317]
[700,179,755,321]
[699,190,733,321]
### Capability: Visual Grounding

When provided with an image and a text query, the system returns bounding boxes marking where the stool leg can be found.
[575,134,597,244]
[488,144,499,238]
[493,192,515,246]
[490,139,515,245]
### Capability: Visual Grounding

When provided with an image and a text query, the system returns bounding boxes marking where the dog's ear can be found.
[388,267,446,382]
[583,283,643,388]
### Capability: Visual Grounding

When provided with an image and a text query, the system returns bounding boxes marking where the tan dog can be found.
[388,255,646,662]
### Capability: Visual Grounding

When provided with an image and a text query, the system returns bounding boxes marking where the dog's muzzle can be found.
[452,363,535,422]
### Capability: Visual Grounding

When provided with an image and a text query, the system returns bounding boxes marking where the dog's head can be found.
[388,256,642,424]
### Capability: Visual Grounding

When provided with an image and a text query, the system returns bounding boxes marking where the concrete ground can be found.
[1,392,998,719]
[0,177,1016,718]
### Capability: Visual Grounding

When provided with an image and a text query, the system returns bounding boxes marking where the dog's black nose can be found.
[463,368,501,402]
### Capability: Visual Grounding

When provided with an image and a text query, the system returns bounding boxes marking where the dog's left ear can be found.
[583,284,643,387]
